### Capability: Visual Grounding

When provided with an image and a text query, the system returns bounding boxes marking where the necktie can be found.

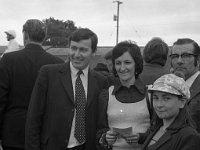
[74,70,86,143]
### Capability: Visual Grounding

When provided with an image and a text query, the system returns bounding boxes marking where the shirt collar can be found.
[112,77,146,95]
[144,62,163,68]
[186,71,200,88]
[70,62,89,77]
[8,39,15,43]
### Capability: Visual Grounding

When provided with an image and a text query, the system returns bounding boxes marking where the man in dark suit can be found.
[169,38,200,132]
[25,28,108,150]
[0,19,64,150]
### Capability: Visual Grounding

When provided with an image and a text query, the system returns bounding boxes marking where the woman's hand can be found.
[124,133,140,145]
[105,130,118,146]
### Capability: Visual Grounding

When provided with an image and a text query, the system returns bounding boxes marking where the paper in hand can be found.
[112,126,132,138]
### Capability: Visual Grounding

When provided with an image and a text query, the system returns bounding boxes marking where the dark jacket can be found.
[25,62,108,150]
[140,63,169,86]
[188,74,200,133]
[140,108,200,150]
[0,43,64,148]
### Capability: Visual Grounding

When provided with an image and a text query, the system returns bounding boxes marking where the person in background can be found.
[169,38,200,133]
[97,41,151,150]
[0,19,64,150]
[140,37,170,85]
[103,49,119,86]
[93,63,110,77]
[25,28,108,150]
[104,50,113,73]
[2,30,20,56]
[138,74,200,150]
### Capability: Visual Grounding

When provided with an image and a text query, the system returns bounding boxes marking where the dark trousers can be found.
[2,146,24,150]
[66,144,85,150]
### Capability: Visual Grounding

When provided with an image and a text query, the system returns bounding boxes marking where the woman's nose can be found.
[156,100,164,107]
[120,63,126,70]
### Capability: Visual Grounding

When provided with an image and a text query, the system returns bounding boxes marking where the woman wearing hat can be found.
[138,74,200,150]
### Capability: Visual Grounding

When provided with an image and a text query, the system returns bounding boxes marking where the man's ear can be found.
[23,31,29,46]
[197,55,200,66]
[24,32,29,41]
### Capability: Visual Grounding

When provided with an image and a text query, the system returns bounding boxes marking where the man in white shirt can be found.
[25,28,108,150]
[3,30,20,54]
[169,38,200,132]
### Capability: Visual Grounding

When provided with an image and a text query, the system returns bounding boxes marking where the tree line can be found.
[42,17,78,47]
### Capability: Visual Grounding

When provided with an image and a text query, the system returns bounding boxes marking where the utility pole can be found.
[113,1,123,44]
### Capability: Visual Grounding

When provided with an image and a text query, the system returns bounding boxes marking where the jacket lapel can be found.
[149,131,172,150]
[59,62,74,105]
[147,108,188,150]
[189,74,200,101]
[86,70,96,108]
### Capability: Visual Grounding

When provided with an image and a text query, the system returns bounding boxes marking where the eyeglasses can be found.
[169,53,196,61]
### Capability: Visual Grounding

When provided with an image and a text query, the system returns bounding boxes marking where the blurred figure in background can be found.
[0,19,64,150]
[140,37,170,85]
[103,49,119,86]
[169,38,200,133]
[104,50,113,73]
[93,62,110,77]
[2,30,20,56]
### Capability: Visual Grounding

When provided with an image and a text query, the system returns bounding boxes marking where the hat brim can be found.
[148,84,182,96]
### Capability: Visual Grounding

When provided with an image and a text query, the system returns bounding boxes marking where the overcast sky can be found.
[0,0,200,46]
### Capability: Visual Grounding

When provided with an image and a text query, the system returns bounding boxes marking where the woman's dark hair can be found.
[112,41,143,79]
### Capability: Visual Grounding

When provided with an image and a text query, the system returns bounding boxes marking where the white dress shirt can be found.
[67,62,88,148]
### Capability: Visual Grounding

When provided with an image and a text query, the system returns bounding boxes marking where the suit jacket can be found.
[0,43,64,148]
[141,108,200,150]
[25,62,108,150]
[188,74,200,133]
[140,63,170,86]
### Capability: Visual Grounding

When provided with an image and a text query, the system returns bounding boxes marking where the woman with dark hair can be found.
[97,41,151,150]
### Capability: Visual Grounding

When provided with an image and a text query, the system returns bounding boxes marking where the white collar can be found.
[70,62,89,77]
[186,71,200,88]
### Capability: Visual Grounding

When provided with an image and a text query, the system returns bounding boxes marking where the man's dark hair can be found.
[173,38,200,66]
[112,41,143,79]
[69,28,98,53]
[173,38,200,56]
[143,37,169,66]
[23,19,46,43]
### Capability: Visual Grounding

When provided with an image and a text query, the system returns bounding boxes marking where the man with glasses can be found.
[169,38,200,132]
